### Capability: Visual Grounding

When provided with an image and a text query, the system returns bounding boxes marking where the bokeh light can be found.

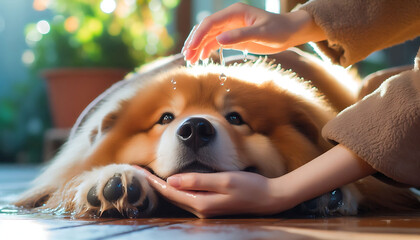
[162,0,179,8]
[124,0,136,6]
[195,10,211,24]
[145,32,159,55]
[108,21,122,36]
[265,0,280,14]
[64,16,79,33]
[115,0,135,18]
[100,0,117,14]
[26,29,42,46]
[22,49,35,65]
[36,20,50,34]
[149,0,162,12]
[33,0,50,11]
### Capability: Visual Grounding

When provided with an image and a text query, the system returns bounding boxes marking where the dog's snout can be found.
[177,118,215,151]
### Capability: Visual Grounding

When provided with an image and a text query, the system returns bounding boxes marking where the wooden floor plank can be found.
[108,220,315,240]
[1,164,419,240]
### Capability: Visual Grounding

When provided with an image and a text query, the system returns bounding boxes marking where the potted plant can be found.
[26,0,179,128]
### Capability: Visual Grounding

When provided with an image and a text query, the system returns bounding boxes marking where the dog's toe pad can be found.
[87,186,101,207]
[127,177,141,204]
[103,174,124,202]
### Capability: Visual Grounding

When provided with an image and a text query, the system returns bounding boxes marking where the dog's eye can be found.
[225,112,245,125]
[157,112,175,125]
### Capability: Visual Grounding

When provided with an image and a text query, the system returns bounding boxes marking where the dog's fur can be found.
[14,50,419,218]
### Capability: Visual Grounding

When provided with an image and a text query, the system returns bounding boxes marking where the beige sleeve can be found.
[300,0,420,67]
[322,50,420,186]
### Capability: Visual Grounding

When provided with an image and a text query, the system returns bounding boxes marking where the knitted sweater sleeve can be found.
[300,0,420,67]
[322,53,420,186]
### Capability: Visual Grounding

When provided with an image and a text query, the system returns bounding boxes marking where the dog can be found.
[14,50,419,218]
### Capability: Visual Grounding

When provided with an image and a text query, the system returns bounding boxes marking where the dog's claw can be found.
[137,197,150,211]
[103,174,124,202]
[127,177,141,204]
[87,186,101,207]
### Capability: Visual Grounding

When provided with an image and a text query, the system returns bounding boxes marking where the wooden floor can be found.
[1,165,419,240]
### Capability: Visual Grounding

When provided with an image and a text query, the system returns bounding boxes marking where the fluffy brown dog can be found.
[14,50,418,218]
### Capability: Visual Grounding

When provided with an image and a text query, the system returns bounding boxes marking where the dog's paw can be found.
[298,188,344,217]
[62,164,157,218]
[296,185,360,217]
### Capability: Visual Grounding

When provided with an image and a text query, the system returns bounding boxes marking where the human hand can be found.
[134,167,294,218]
[182,2,326,63]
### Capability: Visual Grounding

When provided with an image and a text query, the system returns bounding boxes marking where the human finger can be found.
[145,173,229,216]
[221,41,288,55]
[167,172,240,193]
[186,3,251,52]
[185,29,222,63]
[199,40,220,61]
[145,173,205,201]
[144,174,206,216]
[182,24,198,55]
[133,167,259,218]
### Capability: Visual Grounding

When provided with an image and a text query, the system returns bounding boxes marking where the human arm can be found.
[182,2,326,64]
[138,144,375,218]
[322,60,420,187]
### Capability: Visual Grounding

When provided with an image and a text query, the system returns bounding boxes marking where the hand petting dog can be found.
[182,2,326,64]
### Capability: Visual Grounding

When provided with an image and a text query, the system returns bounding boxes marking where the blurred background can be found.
[0,0,419,164]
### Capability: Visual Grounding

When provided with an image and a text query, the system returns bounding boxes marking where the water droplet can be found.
[170,78,177,90]
[219,73,227,86]
[243,49,248,62]
[218,45,230,92]
[219,46,227,84]
[219,46,225,67]
[186,60,192,68]
[126,208,140,219]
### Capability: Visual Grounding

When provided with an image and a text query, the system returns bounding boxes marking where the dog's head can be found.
[86,63,334,179]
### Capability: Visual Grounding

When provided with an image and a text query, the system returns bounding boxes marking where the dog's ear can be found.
[89,101,128,143]
[89,111,119,143]
[291,109,320,144]
[101,111,119,132]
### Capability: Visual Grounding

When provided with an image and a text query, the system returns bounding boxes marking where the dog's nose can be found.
[177,118,215,151]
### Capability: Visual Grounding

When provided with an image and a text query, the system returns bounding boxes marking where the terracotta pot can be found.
[42,68,128,129]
